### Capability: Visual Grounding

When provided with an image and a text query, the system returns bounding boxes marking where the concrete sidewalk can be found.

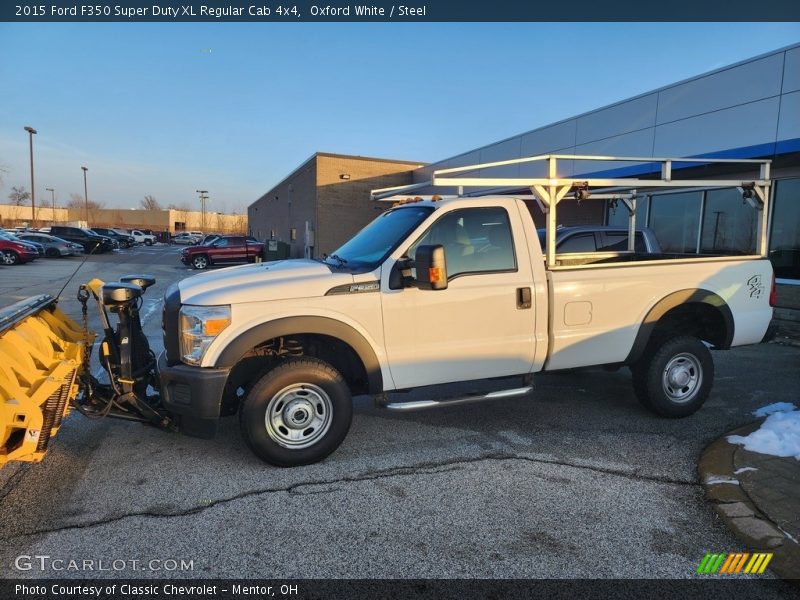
[699,422,800,580]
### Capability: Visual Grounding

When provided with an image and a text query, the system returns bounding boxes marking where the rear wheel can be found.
[239,358,352,467]
[632,335,713,417]
[192,254,209,269]
[2,250,20,265]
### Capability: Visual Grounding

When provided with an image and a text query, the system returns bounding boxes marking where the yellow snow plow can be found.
[0,295,90,466]
[1,274,173,468]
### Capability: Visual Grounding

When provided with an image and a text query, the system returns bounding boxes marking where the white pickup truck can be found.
[157,155,775,466]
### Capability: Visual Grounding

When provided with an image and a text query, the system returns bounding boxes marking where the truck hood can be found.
[177,259,354,305]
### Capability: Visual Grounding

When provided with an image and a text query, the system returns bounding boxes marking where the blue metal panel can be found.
[783,47,800,94]
[778,91,800,150]
[654,98,780,157]
[656,54,784,125]
[519,120,577,156]
[575,94,658,145]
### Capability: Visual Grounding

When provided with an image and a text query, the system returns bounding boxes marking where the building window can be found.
[769,178,800,280]
[648,191,702,253]
[700,188,758,255]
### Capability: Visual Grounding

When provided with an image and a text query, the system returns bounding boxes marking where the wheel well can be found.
[222,334,370,415]
[626,289,734,365]
[651,303,730,349]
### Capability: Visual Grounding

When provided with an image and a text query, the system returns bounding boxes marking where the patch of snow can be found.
[704,476,740,485]
[728,409,800,460]
[734,467,758,474]
[753,402,797,418]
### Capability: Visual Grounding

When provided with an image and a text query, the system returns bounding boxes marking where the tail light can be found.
[769,273,777,307]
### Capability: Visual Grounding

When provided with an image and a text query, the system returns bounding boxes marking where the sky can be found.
[0,23,799,214]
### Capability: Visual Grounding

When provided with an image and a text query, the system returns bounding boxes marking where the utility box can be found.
[263,240,290,261]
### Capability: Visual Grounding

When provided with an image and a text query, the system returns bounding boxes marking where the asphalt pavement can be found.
[0,246,798,582]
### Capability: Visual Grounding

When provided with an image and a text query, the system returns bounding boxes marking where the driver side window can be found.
[409,207,516,278]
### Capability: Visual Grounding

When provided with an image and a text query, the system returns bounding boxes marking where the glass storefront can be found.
[603,178,800,280]
[647,191,702,253]
[770,178,800,280]
[701,188,758,255]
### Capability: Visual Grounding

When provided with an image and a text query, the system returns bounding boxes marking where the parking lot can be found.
[0,246,798,581]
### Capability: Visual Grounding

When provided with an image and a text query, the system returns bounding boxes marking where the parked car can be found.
[50,226,115,253]
[128,229,157,245]
[0,231,44,257]
[0,236,39,265]
[537,226,662,254]
[91,227,135,249]
[16,232,75,258]
[180,235,265,269]
[172,232,201,245]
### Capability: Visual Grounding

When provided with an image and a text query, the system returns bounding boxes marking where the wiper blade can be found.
[326,254,348,267]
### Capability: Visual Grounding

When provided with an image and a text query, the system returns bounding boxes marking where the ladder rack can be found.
[371,154,772,268]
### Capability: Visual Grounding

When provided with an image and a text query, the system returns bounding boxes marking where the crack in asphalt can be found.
[4,452,698,540]
[0,464,30,504]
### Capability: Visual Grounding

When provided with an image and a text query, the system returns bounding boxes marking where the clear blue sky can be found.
[1,23,798,214]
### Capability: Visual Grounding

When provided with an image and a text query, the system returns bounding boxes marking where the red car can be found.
[180,235,265,270]
[0,237,40,265]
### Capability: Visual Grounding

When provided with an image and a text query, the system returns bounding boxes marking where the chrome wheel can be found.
[2,251,19,265]
[661,352,702,404]
[192,255,208,269]
[265,383,333,449]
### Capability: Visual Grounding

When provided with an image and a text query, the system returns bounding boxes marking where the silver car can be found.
[16,232,76,258]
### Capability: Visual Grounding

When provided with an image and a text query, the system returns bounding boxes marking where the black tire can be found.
[632,335,713,418]
[45,247,60,258]
[192,254,209,269]
[1,250,20,265]
[145,239,153,246]
[239,358,352,467]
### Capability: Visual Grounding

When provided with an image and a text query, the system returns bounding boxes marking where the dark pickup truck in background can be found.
[50,226,116,253]
[181,235,265,269]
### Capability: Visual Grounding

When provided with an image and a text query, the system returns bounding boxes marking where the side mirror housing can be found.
[414,245,448,290]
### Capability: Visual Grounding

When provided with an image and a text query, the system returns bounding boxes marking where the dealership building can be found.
[249,43,799,328]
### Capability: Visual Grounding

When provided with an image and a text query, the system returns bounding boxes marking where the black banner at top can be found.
[2,0,800,22]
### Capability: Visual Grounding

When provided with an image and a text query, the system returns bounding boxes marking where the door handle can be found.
[517,287,532,310]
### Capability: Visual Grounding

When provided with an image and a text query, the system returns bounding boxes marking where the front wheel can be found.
[239,358,353,467]
[632,335,713,418]
[2,250,20,265]
[145,239,153,246]
[192,254,209,269]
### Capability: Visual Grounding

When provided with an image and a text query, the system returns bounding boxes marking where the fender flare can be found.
[214,316,383,393]
[625,288,734,365]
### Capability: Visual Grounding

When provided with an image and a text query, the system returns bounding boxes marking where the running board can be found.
[382,386,533,411]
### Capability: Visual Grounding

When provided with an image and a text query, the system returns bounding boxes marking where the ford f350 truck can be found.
[0,154,776,468]
[154,154,775,466]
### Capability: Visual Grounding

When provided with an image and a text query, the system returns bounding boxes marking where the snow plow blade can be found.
[0,294,90,466]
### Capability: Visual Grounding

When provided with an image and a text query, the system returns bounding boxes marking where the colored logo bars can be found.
[696,552,773,575]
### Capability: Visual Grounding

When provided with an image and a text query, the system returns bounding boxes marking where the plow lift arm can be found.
[371,154,772,269]
[1,275,173,468]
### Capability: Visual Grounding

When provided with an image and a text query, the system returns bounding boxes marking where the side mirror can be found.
[414,244,448,290]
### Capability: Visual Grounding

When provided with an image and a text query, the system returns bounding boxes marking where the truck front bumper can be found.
[158,351,231,439]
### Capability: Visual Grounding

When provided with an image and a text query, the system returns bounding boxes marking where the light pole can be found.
[46,187,55,222]
[196,190,208,230]
[81,166,89,226]
[24,126,37,227]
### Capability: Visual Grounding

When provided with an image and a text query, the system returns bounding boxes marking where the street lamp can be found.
[81,166,89,225]
[24,126,37,227]
[46,187,55,222]
[196,189,208,230]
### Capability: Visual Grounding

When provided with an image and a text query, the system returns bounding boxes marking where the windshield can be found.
[325,205,434,270]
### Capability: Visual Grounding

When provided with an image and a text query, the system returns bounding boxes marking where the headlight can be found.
[179,305,231,365]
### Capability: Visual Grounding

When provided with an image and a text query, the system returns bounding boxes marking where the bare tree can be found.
[8,185,30,206]
[167,202,191,211]
[141,194,162,210]
[0,163,8,188]
[67,193,104,211]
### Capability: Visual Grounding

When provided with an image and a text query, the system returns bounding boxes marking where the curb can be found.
[698,422,800,581]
